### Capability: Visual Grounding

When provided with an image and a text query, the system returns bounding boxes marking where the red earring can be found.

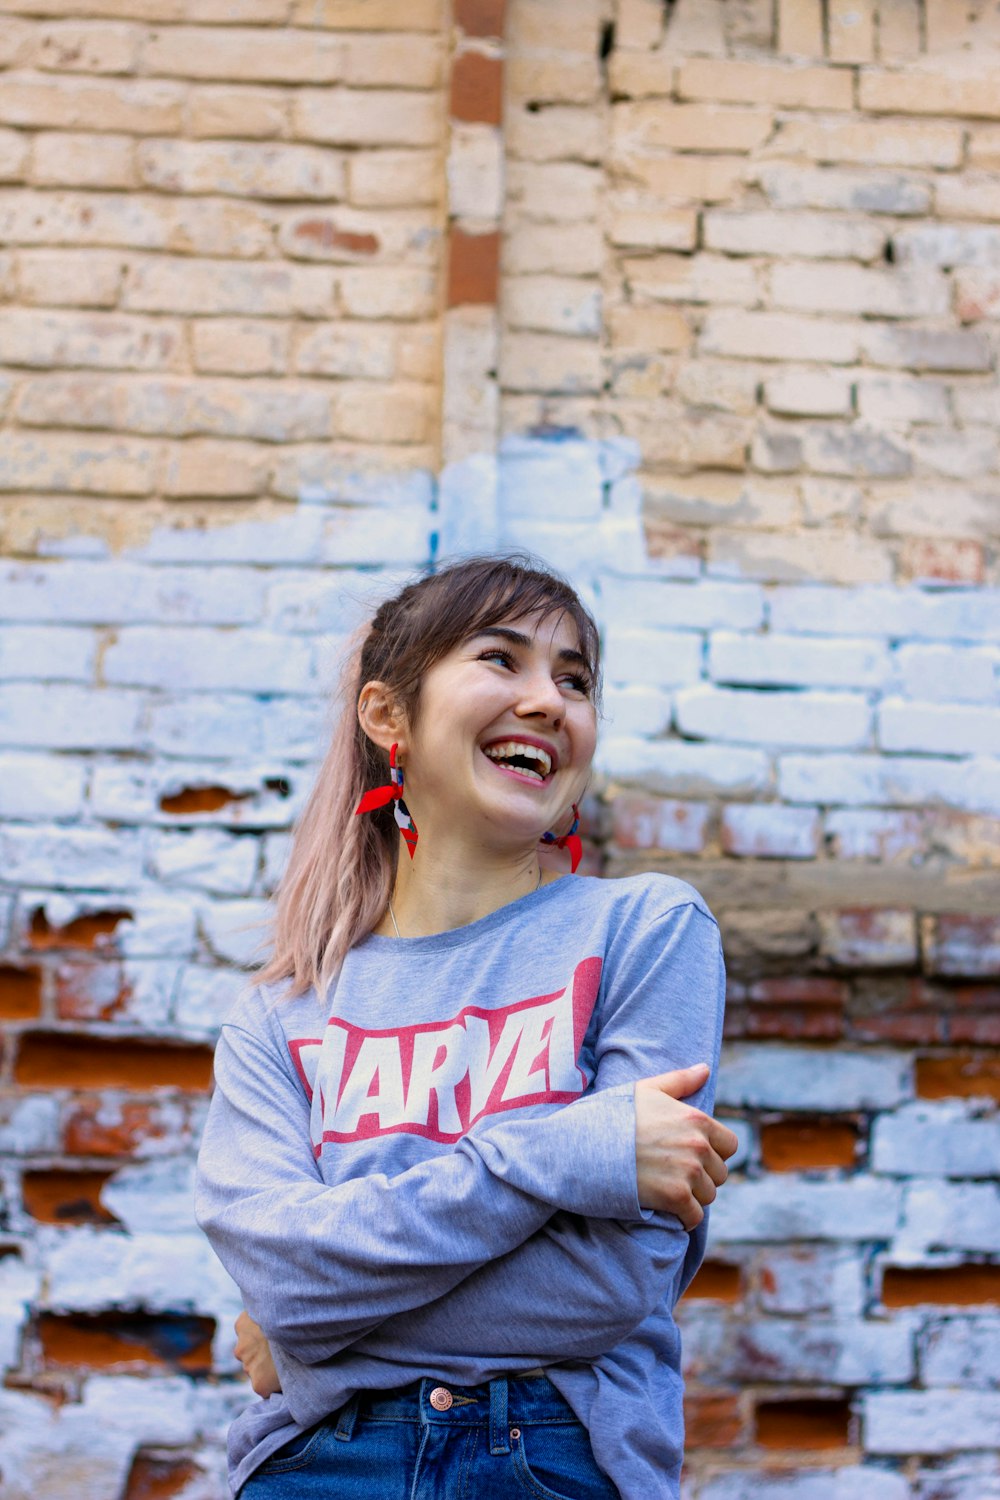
[540,804,582,873]
[354,743,419,859]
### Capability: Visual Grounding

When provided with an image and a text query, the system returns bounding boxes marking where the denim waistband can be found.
[340,1374,576,1443]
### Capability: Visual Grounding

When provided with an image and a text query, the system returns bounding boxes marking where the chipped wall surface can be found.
[1,1,999,1497]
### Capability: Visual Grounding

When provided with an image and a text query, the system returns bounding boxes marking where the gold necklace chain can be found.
[387,866,542,939]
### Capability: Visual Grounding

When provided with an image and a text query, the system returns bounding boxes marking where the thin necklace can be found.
[387,866,542,939]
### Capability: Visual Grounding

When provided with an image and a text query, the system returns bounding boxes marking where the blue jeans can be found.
[240,1374,621,1499]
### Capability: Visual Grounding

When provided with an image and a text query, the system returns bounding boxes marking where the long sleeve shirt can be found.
[194,871,727,1499]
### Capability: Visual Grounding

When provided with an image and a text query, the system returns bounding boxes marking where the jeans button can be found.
[429,1386,453,1411]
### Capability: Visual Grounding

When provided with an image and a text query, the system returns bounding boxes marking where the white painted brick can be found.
[0,560,265,624]
[609,792,711,854]
[708,1177,902,1243]
[709,632,891,690]
[863,1391,1000,1455]
[818,907,918,967]
[17,889,196,960]
[855,373,950,424]
[0,625,95,682]
[148,828,258,896]
[779,752,1000,817]
[721,802,820,857]
[499,436,605,519]
[911,1457,1000,1500]
[89,760,306,828]
[138,511,324,565]
[717,1043,910,1110]
[922,1316,1000,1388]
[595,736,771,795]
[173,965,248,1037]
[259,831,291,896]
[879,699,1000,756]
[144,694,326,761]
[112,958,179,1030]
[755,1247,866,1316]
[601,577,765,630]
[0,1259,40,1376]
[676,684,872,749]
[696,1469,910,1500]
[319,504,430,566]
[263,571,379,634]
[0,683,144,751]
[768,585,1000,643]
[894,644,998,704]
[824,809,924,860]
[0,752,85,818]
[0,1095,60,1155]
[872,1102,1000,1179]
[42,1225,234,1315]
[897,1181,1000,1256]
[893,224,1000,266]
[99,1157,195,1236]
[198,900,271,966]
[602,686,673,737]
[603,628,703,687]
[0,823,143,889]
[103,627,317,695]
[683,1312,913,1384]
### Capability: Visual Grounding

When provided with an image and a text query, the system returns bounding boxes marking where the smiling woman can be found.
[194,554,737,1500]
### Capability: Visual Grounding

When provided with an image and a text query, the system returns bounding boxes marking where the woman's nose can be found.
[518,673,564,726]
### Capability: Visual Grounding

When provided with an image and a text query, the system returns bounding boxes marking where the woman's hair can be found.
[257,553,602,1000]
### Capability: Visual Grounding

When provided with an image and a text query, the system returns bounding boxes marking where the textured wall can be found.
[1,1,999,1498]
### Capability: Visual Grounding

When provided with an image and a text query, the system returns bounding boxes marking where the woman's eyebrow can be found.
[470,626,591,670]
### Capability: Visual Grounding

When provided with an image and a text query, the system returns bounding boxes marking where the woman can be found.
[195,555,737,1500]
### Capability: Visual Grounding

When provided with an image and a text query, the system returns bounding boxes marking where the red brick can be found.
[744,1005,845,1041]
[159,784,248,814]
[124,1454,204,1500]
[22,1168,117,1225]
[755,1397,850,1449]
[447,227,500,306]
[38,1311,214,1373]
[749,977,848,1005]
[455,0,505,37]
[684,1389,744,1448]
[881,1264,1000,1307]
[916,1053,1000,1101]
[949,1014,1000,1045]
[0,965,43,1019]
[683,1261,744,1301]
[760,1119,860,1171]
[54,962,130,1022]
[29,907,130,950]
[16,1034,213,1090]
[62,1097,178,1157]
[450,50,502,124]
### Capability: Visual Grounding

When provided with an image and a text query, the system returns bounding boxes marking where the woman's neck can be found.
[379,841,555,938]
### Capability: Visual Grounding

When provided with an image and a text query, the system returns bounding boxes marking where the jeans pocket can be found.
[254,1417,332,1476]
[512,1422,619,1500]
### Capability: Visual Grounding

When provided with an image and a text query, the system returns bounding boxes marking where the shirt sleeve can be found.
[257,902,727,1409]
[195,995,645,1364]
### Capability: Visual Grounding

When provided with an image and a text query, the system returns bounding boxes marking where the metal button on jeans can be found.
[429,1386,453,1410]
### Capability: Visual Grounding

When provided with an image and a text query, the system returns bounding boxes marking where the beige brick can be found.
[859,323,991,372]
[607,200,698,251]
[500,331,603,394]
[508,3,602,54]
[339,33,444,89]
[505,220,603,276]
[294,88,440,147]
[507,105,604,164]
[860,68,1000,120]
[336,381,434,444]
[621,400,751,470]
[678,57,853,110]
[667,0,727,52]
[800,477,863,525]
[877,0,921,61]
[162,439,269,498]
[289,0,444,28]
[17,249,124,308]
[396,323,438,383]
[645,470,800,527]
[868,483,998,540]
[936,173,1000,222]
[506,161,601,221]
[700,310,861,363]
[828,0,875,63]
[709,527,893,583]
[32,131,134,189]
[0,73,184,133]
[0,127,29,182]
[137,139,346,201]
[623,253,760,307]
[909,427,998,481]
[0,16,30,64]
[765,368,853,417]
[854,373,949,424]
[185,86,290,140]
[766,116,963,169]
[0,431,158,495]
[506,53,601,106]
[607,49,674,99]
[770,261,950,319]
[0,190,273,257]
[0,0,290,15]
[0,307,185,370]
[142,26,348,83]
[336,266,437,320]
[969,125,1000,169]
[506,275,601,337]
[609,352,677,400]
[29,20,139,73]
[347,150,440,208]
[124,257,336,317]
[674,359,760,414]
[192,319,289,376]
[615,151,745,202]
[899,537,987,587]
[295,321,401,380]
[612,102,773,153]
[754,162,931,216]
[616,0,664,49]
[777,0,824,57]
[705,209,885,261]
[279,207,437,266]
[609,304,693,353]
[954,269,1000,323]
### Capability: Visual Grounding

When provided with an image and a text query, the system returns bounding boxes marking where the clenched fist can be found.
[633,1063,739,1230]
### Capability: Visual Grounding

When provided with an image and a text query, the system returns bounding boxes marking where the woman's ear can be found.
[357,681,408,758]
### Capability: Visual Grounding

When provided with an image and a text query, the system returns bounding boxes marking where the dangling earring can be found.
[354,743,419,859]
[540,803,582,874]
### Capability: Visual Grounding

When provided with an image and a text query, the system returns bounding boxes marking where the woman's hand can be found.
[634,1063,739,1229]
[234,1310,282,1397]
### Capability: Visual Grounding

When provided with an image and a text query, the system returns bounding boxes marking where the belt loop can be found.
[333,1392,360,1442]
[489,1375,510,1455]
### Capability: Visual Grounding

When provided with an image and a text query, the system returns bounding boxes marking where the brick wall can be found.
[1,2,999,1497]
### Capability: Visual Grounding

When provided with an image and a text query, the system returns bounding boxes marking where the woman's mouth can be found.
[480,740,553,785]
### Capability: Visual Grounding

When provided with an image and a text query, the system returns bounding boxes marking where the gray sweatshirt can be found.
[194,872,726,1498]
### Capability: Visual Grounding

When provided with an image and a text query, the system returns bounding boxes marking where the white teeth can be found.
[483,741,553,778]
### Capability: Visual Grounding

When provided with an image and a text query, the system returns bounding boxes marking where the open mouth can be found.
[480,740,553,785]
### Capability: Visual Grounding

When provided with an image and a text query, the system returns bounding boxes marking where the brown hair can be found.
[257,554,602,1000]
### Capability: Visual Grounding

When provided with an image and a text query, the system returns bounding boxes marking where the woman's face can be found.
[401,608,599,851]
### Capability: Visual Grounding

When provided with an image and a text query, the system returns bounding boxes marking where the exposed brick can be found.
[22,1168,117,1225]
[294,88,441,148]
[916,1054,1000,1103]
[0,73,185,134]
[760,1119,860,1171]
[29,907,130,950]
[15,1033,213,1089]
[755,1398,850,1449]
[615,152,745,204]
[124,1453,204,1500]
[455,0,505,37]
[38,1311,214,1373]
[684,1390,744,1448]
[450,50,502,125]
[683,1261,744,1301]
[448,228,500,307]
[28,20,140,74]
[0,964,43,1019]
[348,149,440,208]
[61,1096,184,1157]
[881,1264,1000,1307]
[609,794,710,854]
[184,84,289,140]
[818,908,919,969]
[136,139,346,201]
[612,102,773,153]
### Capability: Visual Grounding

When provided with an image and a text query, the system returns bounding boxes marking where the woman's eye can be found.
[480,648,515,668]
